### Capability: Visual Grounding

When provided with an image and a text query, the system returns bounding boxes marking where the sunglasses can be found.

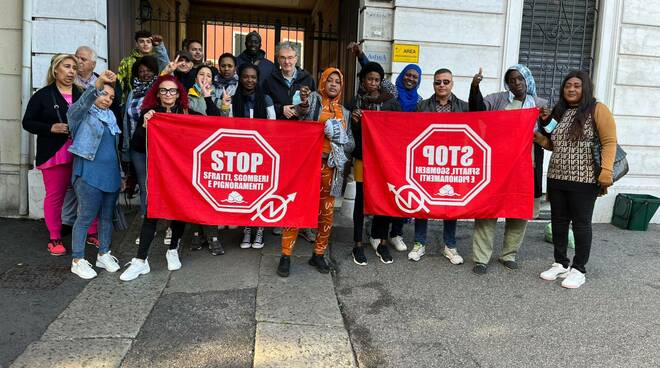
[433,79,452,86]
[158,88,179,95]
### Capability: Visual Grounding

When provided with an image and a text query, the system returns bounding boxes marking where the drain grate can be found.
[0,264,71,290]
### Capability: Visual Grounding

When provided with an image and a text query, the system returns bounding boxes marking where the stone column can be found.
[28,0,108,218]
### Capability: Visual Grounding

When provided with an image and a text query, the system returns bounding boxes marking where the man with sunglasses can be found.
[408,69,468,265]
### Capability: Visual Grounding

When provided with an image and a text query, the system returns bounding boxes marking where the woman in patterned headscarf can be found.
[276,67,354,277]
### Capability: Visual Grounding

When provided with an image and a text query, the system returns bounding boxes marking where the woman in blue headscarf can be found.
[393,64,423,112]
[364,64,423,264]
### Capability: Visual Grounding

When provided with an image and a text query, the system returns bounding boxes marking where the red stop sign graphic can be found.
[193,129,280,213]
[406,124,491,206]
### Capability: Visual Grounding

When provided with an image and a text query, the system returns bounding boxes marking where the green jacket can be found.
[188,86,222,116]
[116,44,169,104]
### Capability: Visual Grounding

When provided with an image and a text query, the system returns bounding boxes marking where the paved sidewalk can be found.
[7,217,356,368]
[2,214,659,367]
[0,215,136,367]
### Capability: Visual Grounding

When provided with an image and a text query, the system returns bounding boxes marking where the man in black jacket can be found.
[236,31,274,85]
[262,41,316,120]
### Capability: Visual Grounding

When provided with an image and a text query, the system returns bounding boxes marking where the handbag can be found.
[591,107,629,183]
[113,201,129,231]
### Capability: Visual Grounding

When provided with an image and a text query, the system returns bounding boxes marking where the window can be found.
[519,0,598,104]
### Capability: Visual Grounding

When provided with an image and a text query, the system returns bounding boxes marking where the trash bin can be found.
[544,223,575,249]
[611,193,660,231]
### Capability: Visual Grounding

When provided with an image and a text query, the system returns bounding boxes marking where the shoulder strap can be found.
[51,88,64,123]
[590,103,599,142]
[312,98,322,121]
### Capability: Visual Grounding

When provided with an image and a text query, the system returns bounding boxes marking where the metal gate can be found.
[203,17,307,67]
[116,0,357,98]
[518,0,599,105]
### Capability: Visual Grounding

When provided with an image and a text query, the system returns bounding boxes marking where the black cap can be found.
[175,50,193,62]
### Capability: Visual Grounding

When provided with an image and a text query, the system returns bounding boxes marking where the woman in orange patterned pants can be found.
[277,67,354,277]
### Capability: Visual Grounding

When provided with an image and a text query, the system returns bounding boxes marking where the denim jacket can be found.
[67,86,121,163]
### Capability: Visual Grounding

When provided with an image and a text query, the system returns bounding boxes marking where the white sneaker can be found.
[369,237,381,251]
[96,252,120,273]
[442,246,464,265]
[389,236,407,252]
[166,248,182,271]
[252,228,264,249]
[135,237,140,245]
[120,258,150,281]
[164,227,172,245]
[540,263,570,281]
[561,268,586,289]
[408,242,426,261]
[71,259,97,279]
[240,228,252,249]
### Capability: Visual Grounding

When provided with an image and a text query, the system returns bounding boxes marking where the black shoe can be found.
[190,232,206,251]
[473,263,488,275]
[308,253,330,273]
[61,224,73,237]
[498,259,518,270]
[352,246,367,266]
[277,256,290,277]
[208,238,225,256]
[376,244,393,264]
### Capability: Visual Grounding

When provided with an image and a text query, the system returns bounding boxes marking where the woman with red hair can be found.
[120,75,196,281]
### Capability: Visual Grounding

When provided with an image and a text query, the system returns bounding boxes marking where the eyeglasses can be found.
[278,56,297,62]
[434,80,452,86]
[158,88,179,95]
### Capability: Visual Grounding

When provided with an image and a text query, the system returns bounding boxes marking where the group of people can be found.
[22,30,617,290]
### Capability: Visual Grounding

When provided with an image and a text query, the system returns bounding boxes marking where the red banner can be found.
[147,113,324,227]
[362,108,539,220]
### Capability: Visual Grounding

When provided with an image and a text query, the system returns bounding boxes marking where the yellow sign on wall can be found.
[392,44,420,63]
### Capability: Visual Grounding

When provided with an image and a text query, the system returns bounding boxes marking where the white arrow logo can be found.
[388,183,430,214]
[251,193,297,223]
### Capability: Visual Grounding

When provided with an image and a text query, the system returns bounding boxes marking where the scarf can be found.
[318,68,349,197]
[90,105,121,135]
[132,76,155,98]
[324,118,349,198]
[318,68,344,125]
[358,79,397,110]
[505,64,538,109]
[232,89,267,119]
[189,84,218,101]
[395,64,422,112]
[214,74,238,89]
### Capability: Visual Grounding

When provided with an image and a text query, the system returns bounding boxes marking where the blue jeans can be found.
[61,185,77,226]
[72,178,118,259]
[130,149,147,215]
[414,219,457,248]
